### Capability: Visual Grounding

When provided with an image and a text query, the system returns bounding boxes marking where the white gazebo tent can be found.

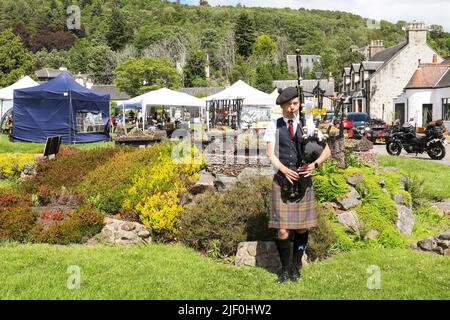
[202,80,275,129]
[0,76,39,120]
[119,87,205,130]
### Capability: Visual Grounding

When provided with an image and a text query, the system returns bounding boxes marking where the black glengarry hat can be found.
[276,87,298,105]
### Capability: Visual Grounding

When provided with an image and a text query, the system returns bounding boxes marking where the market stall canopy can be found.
[0,76,39,100]
[120,87,205,108]
[13,72,110,144]
[0,76,39,120]
[202,80,274,106]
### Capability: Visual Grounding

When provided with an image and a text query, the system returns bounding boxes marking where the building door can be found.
[422,104,433,126]
[357,100,363,112]
[394,103,405,124]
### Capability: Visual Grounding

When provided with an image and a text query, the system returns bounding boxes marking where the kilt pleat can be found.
[269,178,318,230]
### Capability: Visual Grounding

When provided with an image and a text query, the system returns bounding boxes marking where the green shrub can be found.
[356,204,405,248]
[410,203,450,241]
[23,148,121,204]
[31,204,104,245]
[179,176,273,257]
[78,147,152,213]
[405,173,427,208]
[308,205,338,260]
[313,173,350,203]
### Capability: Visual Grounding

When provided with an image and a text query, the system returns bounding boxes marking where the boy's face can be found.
[281,97,300,118]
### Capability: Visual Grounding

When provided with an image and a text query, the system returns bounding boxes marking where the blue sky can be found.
[172,0,450,31]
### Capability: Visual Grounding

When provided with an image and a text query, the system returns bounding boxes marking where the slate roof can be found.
[369,42,408,62]
[35,68,73,79]
[361,61,384,71]
[91,85,130,100]
[436,69,450,88]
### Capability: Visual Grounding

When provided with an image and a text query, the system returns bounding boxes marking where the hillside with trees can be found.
[1,0,450,93]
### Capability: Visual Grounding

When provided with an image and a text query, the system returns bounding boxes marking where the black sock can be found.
[275,238,291,270]
[293,230,309,253]
[292,231,309,267]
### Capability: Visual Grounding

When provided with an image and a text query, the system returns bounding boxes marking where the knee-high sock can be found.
[292,231,309,267]
[275,238,291,269]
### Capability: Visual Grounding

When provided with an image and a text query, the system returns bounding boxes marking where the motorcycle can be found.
[386,119,447,160]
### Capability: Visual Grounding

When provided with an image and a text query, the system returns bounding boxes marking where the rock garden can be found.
[1,135,449,276]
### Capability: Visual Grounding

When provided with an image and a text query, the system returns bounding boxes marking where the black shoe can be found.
[277,268,290,284]
[290,265,301,282]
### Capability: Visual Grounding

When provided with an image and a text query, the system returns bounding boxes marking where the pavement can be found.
[372,141,450,166]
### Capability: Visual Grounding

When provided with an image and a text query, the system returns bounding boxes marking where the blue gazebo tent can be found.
[12,72,110,144]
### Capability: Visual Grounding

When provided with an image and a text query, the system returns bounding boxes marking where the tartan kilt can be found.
[269,176,318,230]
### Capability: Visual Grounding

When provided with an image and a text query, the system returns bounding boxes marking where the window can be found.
[442,98,450,121]
[76,112,105,133]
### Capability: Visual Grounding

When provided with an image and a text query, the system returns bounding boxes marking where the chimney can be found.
[432,54,438,64]
[369,40,385,59]
[406,21,427,45]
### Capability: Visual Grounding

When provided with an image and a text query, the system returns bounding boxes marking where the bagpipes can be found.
[295,49,328,165]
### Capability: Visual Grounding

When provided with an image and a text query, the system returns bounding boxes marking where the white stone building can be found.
[394,60,450,131]
[340,22,443,123]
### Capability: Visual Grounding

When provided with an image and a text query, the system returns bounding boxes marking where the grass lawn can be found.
[0,243,448,300]
[0,134,114,153]
[378,155,450,200]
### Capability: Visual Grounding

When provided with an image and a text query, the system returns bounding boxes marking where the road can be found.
[372,141,450,166]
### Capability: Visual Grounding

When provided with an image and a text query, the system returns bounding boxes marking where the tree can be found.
[219,31,235,82]
[68,39,92,73]
[184,49,207,87]
[254,64,274,93]
[231,55,255,84]
[35,49,69,69]
[13,23,31,49]
[106,6,131,51]
[234,12,256,57]
[87,44,117,85]
[114,57,182,97]
[253,34,277,59]
[46,0,65,32]
[0,29,36,87]
[31,31,77,52]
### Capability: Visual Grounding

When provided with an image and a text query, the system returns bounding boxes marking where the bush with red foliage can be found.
[31,204,104,245]
[0,204,37,242]
[31,31,77,52]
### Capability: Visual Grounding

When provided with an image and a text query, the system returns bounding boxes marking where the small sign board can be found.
[43,136,62,158]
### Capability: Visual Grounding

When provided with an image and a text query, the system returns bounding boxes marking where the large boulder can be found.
[432,199,450,216]
[336,210,364,234]
[214,175,238,192]
[190,172,215,194]
[336,187,362,211]
[396,205,415,235]
[412,230,450,256]
[346,173,363,187]
[88,218,151,245]
[236,241,308,274]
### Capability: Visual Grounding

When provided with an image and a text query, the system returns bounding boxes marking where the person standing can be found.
[263,87,331,284]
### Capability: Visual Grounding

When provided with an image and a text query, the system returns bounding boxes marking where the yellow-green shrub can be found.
[124,142,205,240]
[0,153,35,178]
[136,190,182,240]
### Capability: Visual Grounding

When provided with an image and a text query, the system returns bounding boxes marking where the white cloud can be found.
[205,0,450,31]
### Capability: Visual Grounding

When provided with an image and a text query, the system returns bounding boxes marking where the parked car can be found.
[347,112,387,143]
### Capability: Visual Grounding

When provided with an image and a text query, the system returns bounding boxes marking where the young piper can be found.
[263,87,331,283]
